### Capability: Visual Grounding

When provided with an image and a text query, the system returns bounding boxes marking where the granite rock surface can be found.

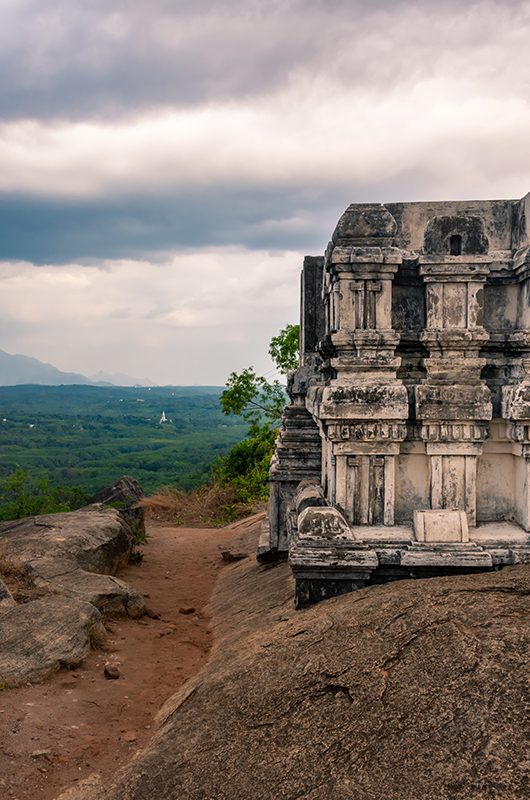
[86,531,529,800]
[0,596,105,688]
[0,505,144,615]
[0,505,145,687]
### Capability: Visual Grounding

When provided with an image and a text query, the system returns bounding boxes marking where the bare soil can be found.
[0,516,259,800]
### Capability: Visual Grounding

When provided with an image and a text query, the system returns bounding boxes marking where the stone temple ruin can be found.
[260,195,530,606]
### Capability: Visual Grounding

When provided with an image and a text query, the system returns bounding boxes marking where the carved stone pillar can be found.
[306,205,408,527]
[502,328,530,530]
[416,257,492,529]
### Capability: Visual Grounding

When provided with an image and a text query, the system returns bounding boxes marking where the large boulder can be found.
[0,505,134,574]
[0,506,145,616]
[0,596,105,688]
[0,505,146,690]
[31,558,145,618]
[89,476,145,543]
[93,534,529,800]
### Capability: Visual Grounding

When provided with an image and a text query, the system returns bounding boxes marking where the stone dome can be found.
[332,203,397,245]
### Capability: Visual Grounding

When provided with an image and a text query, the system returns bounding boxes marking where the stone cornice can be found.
[327,245,403,266]
[418,258,491,281]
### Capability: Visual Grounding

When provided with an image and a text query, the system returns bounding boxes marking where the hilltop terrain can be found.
[0,514,253,800]
[0,514,528,800]
[93,531,530,800]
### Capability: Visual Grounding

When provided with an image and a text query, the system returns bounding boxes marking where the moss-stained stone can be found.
[263,194,530,603]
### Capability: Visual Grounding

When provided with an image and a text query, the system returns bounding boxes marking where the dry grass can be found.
[140,483,257,527]
[0,557,50,604]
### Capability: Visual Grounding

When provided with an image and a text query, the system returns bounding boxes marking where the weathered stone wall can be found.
[263,193,530,603]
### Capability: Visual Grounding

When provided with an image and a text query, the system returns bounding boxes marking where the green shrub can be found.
[214,425,276,505]
[0,467,88,521]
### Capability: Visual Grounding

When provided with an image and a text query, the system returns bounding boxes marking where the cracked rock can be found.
[74,533,530,800]
[0,596,105,688]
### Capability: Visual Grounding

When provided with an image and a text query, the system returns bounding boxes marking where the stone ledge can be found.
[400,546,492,569]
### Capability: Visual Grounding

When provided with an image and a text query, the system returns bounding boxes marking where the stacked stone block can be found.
[262,194,530,605]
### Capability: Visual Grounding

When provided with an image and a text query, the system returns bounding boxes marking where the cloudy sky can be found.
[1,0,529,384]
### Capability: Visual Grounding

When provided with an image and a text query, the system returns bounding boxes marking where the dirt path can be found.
[0,516,259,800]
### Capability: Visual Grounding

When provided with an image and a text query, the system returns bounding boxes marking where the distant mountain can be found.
[90,370,154,387]
[0,349,95,386]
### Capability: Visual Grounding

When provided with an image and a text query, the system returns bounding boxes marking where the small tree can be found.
[216,324,299,504]
[220,368,286,434]
[268,323,300,373]
[220,323,299,433]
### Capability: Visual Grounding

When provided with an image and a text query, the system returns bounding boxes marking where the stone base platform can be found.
[289,521,530,608]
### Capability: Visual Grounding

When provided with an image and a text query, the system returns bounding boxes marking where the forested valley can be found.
[0,385,247,516]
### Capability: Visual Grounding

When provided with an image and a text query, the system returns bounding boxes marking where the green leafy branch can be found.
[220,323,299,434]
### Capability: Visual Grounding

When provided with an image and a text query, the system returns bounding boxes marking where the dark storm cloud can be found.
[2,0,530,383]
[0,165,471,264]
[0,185,336,263]
[1,0,528,121]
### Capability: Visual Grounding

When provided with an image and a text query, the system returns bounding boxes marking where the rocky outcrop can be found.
[89,476,145,544]
[55,774,104,800]
[0,596,105,688]
[0,505,133,574]
[0,505,146,687]
[0,506,144,615]
[31,559,145,618]
[91,530,529,800]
